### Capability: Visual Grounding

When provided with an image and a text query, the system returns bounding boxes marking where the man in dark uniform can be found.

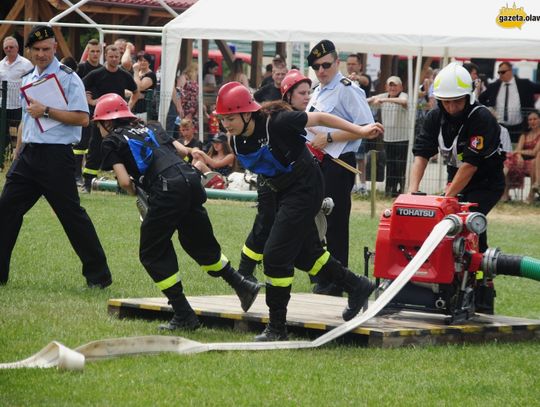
[306,40,374,295]
[0,26,112,288]
[81,44,138,192]
[73,38,102,184]
[409,62,505,313]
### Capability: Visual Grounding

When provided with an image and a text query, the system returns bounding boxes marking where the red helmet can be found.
[281,69,312,97]
[93,93,137,121]
[215,82,261,115]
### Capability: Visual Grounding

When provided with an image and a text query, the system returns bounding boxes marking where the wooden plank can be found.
[107,294,540,348]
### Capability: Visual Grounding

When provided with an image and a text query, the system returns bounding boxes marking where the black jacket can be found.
[479,76,540,113]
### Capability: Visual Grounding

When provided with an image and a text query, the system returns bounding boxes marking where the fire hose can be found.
[0,218,459,371]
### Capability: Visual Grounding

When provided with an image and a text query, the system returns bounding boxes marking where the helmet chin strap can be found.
[239,113,252,136]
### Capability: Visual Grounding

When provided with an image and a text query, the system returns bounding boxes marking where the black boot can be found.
[255,284,290,342]
[82,174,94,194]
[159,294,200,331]
[310,266,343,297]
[339,270,375,321]
[318,257,374,321]
[238,252,260,285]
[221,266,260,312]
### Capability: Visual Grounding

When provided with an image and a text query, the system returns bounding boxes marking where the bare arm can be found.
[172,140,189,158]
[112,163,136,196]
[408,156,429,193]
[305,112,383,140]
[25,97,89,126]
[445,162,478,197]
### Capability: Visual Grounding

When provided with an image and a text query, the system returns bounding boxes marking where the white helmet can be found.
[433,62,475,104]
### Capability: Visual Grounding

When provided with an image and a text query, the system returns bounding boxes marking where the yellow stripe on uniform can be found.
[73,149,88,155]
[201,253,229,273]
[308,251,330,276]
[266,276,293,287]
[242,244,263,262]
[82,168,99,175]
[156,272,180,291]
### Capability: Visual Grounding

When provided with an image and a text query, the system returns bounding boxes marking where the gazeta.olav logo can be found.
[496,3,540,29]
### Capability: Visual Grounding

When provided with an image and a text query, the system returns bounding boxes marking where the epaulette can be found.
[60,64,74,74]
[340,78,352,86]
[20,68,34,78]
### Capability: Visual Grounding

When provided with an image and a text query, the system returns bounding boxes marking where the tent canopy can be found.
[159,0,540,121]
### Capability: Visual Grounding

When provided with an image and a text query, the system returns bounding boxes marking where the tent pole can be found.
[404,49,423,192]
[197,39,204,142]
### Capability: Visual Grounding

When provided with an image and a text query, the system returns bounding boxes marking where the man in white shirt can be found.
[0,36,33,169]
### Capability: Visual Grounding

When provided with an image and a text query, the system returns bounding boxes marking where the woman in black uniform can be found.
[93,93,260,331]
[215,82,382,341]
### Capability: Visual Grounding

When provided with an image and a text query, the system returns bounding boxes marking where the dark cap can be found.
[25,25,55,48]
[211,133,228,143]
[307,40,336,66]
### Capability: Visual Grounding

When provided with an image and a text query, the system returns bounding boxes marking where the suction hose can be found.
[482,248,540,282]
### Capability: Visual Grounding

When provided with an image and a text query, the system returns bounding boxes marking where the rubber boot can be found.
[238,252,260,285]
[339,269,375,321]
[82,174,94,194]
[159,294,200,331]
[310,272,344,297]
[254,284,290,342]
[221,266,260,312]
[318,257,375,321]
[474,280,496,315]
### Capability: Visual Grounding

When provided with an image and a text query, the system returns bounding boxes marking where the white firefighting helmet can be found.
[433,62,475,104]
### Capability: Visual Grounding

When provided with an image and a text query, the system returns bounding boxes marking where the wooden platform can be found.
[108,294,540,348]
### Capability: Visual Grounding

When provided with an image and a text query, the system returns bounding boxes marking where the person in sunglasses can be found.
[306,40,374,296]
[479,61,540,143]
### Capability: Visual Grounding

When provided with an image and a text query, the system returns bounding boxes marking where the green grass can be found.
[0,179,540,406]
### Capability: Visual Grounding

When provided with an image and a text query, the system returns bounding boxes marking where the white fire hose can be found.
[0,218,458,371]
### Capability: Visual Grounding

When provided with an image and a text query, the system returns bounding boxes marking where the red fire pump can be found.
[371,194,540,323]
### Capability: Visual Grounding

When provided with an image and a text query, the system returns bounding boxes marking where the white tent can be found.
[159,0,540,122]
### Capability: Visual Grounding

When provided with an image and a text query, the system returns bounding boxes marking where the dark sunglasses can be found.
[311,61,334,71]
[497,70,509,75]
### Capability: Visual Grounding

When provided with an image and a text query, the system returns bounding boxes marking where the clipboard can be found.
[21,73,68,133]
[305,127,347,158]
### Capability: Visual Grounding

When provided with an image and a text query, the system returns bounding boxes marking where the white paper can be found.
[304,126,347,158]
[22,74,67,132]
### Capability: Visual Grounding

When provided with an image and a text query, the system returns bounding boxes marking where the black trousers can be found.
[384,140,409,197]
[140,164,222,291]
[320,152,356,267]
[263,163,325,280]
[82,123,102,181]
[0,143,111,285]
[461,178,505,252]
[244,178,277,256]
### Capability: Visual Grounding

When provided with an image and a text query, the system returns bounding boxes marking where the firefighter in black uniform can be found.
[409,62,505,313]
[0,26,112,288]
[94,93,260,331]
[216,82,380,341]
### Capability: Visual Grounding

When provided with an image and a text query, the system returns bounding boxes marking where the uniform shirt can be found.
[20,57,89,144]
[232,110,308,167]
[0,54,33,109]
[413,102,504,187]
[307,71,373,154]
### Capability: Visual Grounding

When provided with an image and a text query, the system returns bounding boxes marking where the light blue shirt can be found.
[21,57,89,144]
[307,72,374,154]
